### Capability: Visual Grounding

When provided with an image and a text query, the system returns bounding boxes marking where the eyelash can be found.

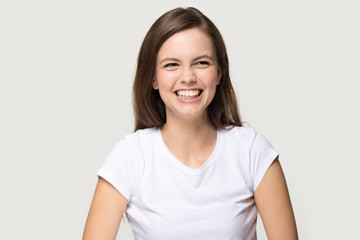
[163,61,210,68]
[164,63,179,68]
[195,61,210,66]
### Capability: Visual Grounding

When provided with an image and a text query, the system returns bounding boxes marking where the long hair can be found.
[133,7,242,131]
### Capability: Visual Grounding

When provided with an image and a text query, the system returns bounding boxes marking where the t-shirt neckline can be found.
[156,128,222,174]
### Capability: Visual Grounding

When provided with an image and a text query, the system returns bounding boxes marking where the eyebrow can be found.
[158,55,215,65]
[193,55,215,62]
[159,58,180,65]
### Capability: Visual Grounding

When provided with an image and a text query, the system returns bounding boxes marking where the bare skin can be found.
[83,178,128,240]
[83,28,298,239]
[254,158,299,239]
[161,114,217,169]
[83,125,299,240]
[154,28,221,169]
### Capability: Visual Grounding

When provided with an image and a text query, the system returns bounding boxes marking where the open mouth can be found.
[175,89,202,99]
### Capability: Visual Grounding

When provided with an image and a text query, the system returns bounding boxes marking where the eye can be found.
[195,61,210,67]
[164,62,179,68]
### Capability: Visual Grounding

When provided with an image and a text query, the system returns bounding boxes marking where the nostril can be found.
[181,76,197,84]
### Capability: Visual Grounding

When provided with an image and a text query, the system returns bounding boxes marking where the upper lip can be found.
[174,88,202,92]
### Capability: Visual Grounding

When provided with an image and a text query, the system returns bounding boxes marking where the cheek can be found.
[156,71,179,88]
[198,69,219,85]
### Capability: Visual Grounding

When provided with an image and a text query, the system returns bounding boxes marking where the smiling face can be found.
[153,28,221,122]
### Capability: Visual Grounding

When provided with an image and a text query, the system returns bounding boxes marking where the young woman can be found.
[83,7,298,240]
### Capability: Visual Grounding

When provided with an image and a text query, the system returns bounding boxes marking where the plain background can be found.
[1,0,359,239]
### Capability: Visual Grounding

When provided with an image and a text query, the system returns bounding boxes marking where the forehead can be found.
[157,28,216,60]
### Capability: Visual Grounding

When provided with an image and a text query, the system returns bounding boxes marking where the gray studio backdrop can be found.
[1,0,359,239]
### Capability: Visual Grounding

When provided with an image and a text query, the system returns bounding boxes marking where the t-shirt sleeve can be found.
[97,139,139,201]
[250,132,279,192]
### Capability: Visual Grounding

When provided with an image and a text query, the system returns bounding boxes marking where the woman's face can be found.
[154,28,221,121]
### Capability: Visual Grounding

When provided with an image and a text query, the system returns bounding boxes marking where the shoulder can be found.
[220,126,256,144]
[119,127,160,148]
[220,126,275,153]
[98,129,159,200]
[105,128,159,162]
[100,128,159,177]
[222,127,278,191]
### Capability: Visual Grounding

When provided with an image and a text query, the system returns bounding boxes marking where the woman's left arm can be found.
[254,157,298,240]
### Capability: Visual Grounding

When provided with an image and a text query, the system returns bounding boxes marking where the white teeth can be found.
[176,90,200,99]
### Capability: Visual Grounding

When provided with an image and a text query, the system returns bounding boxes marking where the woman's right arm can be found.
[83,177,128,240]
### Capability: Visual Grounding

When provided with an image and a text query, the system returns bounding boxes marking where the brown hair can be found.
[133,7,242,131]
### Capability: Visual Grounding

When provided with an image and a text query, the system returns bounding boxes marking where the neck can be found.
[162,111,215,140]
[160,113,217,168]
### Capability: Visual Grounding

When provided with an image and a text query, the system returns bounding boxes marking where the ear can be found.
[216,68,222,85]
[152,79,159,90]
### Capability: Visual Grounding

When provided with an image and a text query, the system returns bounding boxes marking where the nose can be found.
[180,67,196,84]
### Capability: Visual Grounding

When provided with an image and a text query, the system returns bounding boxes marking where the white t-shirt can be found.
[97,127,278,240]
